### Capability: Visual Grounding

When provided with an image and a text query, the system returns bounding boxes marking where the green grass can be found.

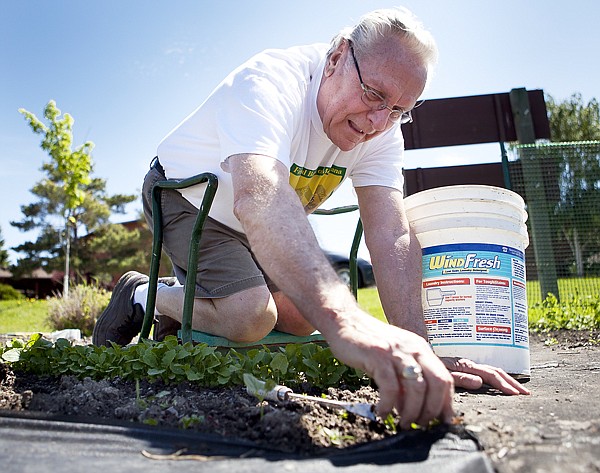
[1,282,598,335]
[358,287,385,322]
[358,285,599,332]
[526,277,600,303]
[0,299,52,333]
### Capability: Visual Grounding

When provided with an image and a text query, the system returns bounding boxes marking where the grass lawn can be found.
[0,299,52,333]
[1,281,598,335]
[357,287,385,322]
[359,285,599,331]
[526,277,600,303]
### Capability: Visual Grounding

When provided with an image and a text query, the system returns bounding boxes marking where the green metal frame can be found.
[139,173,218,342]
[313,205,363,298]
[139,174,364,344]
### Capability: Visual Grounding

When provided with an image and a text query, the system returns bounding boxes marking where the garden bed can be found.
[1,329,599,472]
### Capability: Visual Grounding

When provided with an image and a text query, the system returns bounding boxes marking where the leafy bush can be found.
[0,283,24,301]
[529,293,600,331]
[46,284,110,336]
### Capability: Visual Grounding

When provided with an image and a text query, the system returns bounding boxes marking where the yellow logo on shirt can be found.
[289,164,346,212]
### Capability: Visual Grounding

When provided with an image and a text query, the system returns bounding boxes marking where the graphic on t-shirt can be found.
[289,163,346,212]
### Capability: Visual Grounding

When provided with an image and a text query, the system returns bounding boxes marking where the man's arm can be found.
[355,185,427,337]
[227,153,455,428]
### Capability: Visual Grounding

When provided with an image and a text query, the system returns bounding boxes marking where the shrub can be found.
[529,293,600,331]
[0,283,24,301]
[47,284,111,336]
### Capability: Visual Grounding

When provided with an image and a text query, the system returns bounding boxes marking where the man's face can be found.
[317,37,427,152]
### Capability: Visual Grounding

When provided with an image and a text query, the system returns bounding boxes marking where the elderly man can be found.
[94,7,528,429]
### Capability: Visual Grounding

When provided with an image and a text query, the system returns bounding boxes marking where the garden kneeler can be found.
[138,172,218,343]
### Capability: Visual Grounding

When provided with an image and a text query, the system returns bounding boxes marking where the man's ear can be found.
[324,41,346,77]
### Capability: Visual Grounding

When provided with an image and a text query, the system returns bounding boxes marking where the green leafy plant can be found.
[0,283,24,301]
[321,427,354,446]
[243,373,277,418]
[529,293,600,332]
[0,334,367,390]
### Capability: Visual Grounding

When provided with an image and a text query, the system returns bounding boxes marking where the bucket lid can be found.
[405,199,528,224]
[410,215,530,247]
[404,185,525,212]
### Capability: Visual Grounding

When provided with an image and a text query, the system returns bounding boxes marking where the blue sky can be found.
[1,0,599,264]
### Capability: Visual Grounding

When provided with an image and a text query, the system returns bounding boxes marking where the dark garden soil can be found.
[1,329,599,472]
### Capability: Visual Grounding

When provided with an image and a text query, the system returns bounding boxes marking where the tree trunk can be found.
[63,219,70,298]
[573,227,584,277]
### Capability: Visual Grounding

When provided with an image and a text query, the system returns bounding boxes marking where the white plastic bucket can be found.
[404,185,530,378]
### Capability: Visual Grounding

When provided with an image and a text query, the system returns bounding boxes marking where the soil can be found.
[1,329,599,472]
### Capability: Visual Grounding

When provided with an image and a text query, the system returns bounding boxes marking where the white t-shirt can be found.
[157,43,405,233]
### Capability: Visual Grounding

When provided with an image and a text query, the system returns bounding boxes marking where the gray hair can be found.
[329,7,438,79]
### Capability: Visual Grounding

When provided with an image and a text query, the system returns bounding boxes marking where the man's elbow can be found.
[232,191,254,223]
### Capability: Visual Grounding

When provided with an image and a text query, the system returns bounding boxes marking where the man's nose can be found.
[367,108,390,132]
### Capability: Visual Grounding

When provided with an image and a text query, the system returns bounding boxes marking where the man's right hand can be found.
[322,307,455,430]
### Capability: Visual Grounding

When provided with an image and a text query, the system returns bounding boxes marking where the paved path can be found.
[457,335,600,473]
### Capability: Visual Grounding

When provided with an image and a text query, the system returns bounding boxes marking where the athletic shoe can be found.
[92,271,149,346]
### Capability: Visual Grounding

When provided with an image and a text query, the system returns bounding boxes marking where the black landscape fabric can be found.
[0,412,493,473]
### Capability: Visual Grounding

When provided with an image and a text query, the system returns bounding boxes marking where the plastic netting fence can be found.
[507,140,600,302]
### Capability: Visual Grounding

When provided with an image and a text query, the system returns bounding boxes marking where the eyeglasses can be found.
[348,42,417,125]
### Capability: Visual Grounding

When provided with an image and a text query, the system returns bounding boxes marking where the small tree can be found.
[546,93,600,276]
[18,101,92,296]
[13,101,140,293]
[546,93,600,142]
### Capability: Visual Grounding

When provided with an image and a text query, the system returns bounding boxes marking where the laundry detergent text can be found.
[428,253,501,271]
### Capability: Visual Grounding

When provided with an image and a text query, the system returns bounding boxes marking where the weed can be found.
[180,414,205,429]
[383,413,397,433]
[135,379,148,409]
[321,427,354,446]
[46,284,110,336]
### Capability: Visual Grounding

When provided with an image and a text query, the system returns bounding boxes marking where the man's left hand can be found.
[440,357,531,395]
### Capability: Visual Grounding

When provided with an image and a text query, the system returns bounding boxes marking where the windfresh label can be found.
[421,243,528,349]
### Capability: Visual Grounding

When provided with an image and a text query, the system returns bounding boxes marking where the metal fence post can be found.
[510,88,559,299]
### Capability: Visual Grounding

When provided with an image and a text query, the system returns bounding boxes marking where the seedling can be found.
[135,379,148,409]
[180,414,205,429]
[383,413,397,433]
[321,427,355,446]
[243,373,276,418]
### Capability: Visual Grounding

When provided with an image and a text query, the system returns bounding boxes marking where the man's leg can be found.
[154,285,315,341]
[155,284,278,342]
[272,291,315,336]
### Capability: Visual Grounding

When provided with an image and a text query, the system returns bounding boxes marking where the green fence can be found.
[507,140,600,302]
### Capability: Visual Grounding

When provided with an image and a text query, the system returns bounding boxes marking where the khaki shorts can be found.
[142,161,277,298]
